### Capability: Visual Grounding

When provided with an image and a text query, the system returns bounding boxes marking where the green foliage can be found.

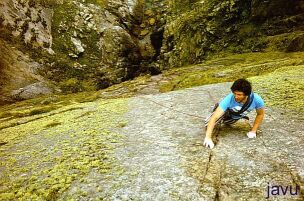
[132,0,145,22]
[85,0,108,8]
[0,105,59,121]
[265,31,304,52]
[51,1,78,53]
[163,0,303,68]
[27,0,65,8]
[0,90,103,125]
[59,78,81,93]
[58,78,97,93]
[163,0,252,68]
[168,0,200,15]
[46,0,103,87]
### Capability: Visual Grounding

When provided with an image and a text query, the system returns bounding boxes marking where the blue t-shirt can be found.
[219,92,265,119]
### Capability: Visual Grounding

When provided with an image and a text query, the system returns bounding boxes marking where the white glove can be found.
[203,137,214,149]
[247,131,256,138]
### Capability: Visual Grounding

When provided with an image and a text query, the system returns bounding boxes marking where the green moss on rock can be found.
[159,52,304,92]
[0,97,129,200]
[250,65,304,118]
[161,0,304,68]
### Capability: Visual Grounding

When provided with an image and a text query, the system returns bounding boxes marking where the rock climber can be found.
[203,78,265,149]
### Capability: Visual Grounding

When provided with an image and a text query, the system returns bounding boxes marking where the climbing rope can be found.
[137,90,223,136]
[138,96,205,119]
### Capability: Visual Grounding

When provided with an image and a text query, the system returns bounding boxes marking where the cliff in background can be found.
[0,0,158,103]
[159,0,304,68]
[0,0,303,104]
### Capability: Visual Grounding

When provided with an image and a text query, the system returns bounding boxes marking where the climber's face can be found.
[233,91,247,103]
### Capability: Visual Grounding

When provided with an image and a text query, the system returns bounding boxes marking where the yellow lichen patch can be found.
[159,52,304,92]
[0,97,129,200]
[149,18,156,25]
[140,29,150,36]
[144,9,153,16]
[0,90,101,121]
[249,65,304,118]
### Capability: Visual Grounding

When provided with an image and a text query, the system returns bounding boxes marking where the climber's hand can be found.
[203,137,214,149]
[247,131,256,138]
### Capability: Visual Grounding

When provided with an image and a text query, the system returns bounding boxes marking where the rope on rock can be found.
[138,96,205,119]
[137,91,222,137]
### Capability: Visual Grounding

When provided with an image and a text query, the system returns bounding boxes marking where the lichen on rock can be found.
[0,97,129,200]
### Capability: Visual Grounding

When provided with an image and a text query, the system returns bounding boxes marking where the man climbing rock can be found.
[203,79,265,149]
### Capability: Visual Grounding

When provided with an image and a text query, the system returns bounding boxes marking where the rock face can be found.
[97,82,304,200]
[251,0,304,20]
[158,0,304,68]
[11,81,55,100]
[97,25,140,85]
[1,81,303,200]
[0,39,54,104]
[0,0,148,102]
[1,0,304,103]
[0,0,54,53]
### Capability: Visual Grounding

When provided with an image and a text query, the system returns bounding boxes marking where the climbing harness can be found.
[204,93,254,127]
[137,91,254,141]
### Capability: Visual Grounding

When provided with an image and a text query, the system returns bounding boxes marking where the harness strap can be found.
[228,93,254,117]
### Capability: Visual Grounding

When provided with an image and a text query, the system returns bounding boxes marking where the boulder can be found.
[71,37,85,55]
[0,39,47,104]
[11,82,54,100]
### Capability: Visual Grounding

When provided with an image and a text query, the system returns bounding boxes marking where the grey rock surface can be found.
[71,37,85,55]
[113,83,304,200]
[0,0,54,51]
[11,81,54,100]
[1,81,303,200]
[64,82,304,200]
[0,39,47,104]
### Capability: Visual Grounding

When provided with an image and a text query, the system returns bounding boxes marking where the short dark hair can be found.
[230,79,252,96]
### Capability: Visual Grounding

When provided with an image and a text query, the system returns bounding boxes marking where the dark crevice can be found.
[213,159,227,201]
[0,142,8,146]
[202,151,213,182]
[214,190,220,201]
[150,28,164,60]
